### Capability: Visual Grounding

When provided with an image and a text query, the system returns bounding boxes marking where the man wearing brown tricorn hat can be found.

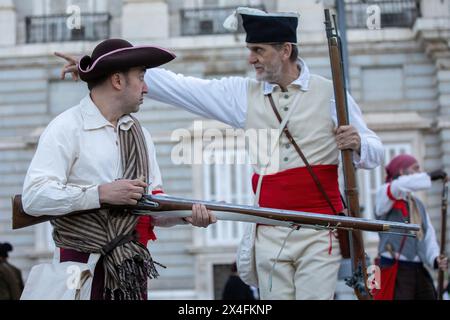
[58,7,384,299]
[21,39,216,300]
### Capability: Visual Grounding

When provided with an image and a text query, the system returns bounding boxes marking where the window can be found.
[202,149,254,245]
[28,0,110,43]
[32,0,105,15]
[345,0,420,29]
[180,2,264,36]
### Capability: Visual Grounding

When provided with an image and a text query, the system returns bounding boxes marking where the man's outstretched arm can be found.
[55,52,249,129]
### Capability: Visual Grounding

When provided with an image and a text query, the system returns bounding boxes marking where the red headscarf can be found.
[385,154,418,182]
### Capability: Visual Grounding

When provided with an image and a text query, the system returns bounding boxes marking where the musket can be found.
[437,177,448,300]
[12,194,419,236]
[324,9,371,300]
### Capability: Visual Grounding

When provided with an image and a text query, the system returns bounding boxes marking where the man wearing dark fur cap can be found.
[22,39,216,300]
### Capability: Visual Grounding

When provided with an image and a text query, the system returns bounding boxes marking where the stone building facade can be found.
[0,0,449,299]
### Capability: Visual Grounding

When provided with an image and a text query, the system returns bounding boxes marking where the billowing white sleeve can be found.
[374,173,432,217]
[422,213,440,268]
[390,173,431,198]
[145,68,249,129]
[330,93,384,169]
[22,121,100,216]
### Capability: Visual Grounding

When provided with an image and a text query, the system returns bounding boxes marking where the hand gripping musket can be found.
[437,177,448,300]
[13,194,419,236]
[324,9,372,300]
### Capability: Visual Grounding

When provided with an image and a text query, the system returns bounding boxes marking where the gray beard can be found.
[256,65,283,84]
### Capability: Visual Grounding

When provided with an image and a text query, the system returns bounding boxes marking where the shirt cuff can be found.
[85,185,101,210]
[352,136,367,168]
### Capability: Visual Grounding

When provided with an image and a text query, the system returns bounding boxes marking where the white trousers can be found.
[255,225,341,300]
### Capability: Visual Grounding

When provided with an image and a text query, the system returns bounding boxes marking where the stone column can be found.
[121,0,169,40]
[415,1,450,240]
[0,0,16,46]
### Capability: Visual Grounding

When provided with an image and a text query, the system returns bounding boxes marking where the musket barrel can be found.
[11,193,420,234]
[144,195,419,233]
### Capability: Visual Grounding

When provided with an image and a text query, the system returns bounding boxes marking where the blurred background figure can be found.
[373,155,448,300]
[222,262,257,300]
[0,242,24,300]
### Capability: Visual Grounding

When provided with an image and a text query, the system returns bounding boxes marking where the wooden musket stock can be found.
[325,9,371,300]
[12,194,419,235]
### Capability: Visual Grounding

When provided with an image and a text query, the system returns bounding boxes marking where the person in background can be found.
[374,154,448,299]
[222,262,257,300]
[0,242,24,300]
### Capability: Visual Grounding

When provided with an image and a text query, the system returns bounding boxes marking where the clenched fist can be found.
[98,179,147,205]
[184,203,217,228]
[335,125,361,154]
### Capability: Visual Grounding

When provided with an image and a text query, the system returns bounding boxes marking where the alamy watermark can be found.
[170,120,282,171]
[366,5,381,30]
[66,5,81,30]
[66,264,82,290]
[367,264,381,291]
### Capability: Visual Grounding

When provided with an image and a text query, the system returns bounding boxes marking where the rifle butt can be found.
[12,195,54,229]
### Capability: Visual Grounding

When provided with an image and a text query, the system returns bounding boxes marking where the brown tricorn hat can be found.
[78,38,176,82]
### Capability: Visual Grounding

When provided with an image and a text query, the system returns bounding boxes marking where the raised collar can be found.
[263,58,310,95]
[80,95,134,131]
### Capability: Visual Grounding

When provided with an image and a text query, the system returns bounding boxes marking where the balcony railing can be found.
[180,6,264,36]
[26,13,110,43]
[345,0,420,29]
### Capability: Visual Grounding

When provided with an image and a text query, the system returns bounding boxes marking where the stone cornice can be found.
[413,18,450,59]
[362,112,433,131]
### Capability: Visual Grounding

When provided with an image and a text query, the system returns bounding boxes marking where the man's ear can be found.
[110,73,123,90]
[282,43,292,61]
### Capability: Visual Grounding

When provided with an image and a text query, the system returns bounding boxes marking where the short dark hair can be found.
[86,67,132,91]
[271,43,299,62]
[87,75,109,91]
[0,242,13,258]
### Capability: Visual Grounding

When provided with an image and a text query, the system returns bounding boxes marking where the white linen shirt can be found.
[145,58,384,169]
[22,95,163,217]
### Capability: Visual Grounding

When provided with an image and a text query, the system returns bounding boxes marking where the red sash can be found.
[252,165,343,214]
